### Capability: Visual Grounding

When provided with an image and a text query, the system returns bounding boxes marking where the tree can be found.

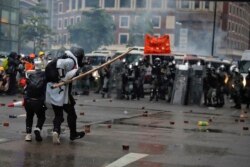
[128,13,154,46]
[68,8,115,53]
[19,2,52,54]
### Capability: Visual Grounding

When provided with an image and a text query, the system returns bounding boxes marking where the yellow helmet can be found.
[0,66,4,71]
[38,51,45,57]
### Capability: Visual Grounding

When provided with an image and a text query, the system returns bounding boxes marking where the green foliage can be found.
[128,13,154,46]
[19,2,52,53]
[68,8,115,53]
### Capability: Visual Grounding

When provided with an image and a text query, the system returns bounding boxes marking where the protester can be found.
[23,71,47,142]
[0,66,9,94]
[6,52,19,95]
[45,47,85,144]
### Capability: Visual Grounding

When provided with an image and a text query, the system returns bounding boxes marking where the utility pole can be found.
[211,1,217,56]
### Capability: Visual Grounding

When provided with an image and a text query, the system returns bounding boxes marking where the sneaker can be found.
[25,134,32,142]
[34,128,42,142]
[70,131,85,141]
[52,132,60,144]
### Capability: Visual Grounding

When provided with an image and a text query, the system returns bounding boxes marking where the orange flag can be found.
[144,34,171,54]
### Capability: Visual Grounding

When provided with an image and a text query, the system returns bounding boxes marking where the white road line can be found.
[18,114,26,117]
[105,153,148,167]
[0,138,8,143]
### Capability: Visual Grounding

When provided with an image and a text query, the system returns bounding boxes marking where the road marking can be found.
[105,153,148,167]
[0,138,8,143]
[18,114,26,117]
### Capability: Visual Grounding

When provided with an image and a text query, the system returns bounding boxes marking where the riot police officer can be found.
[231,68,243,109]
[150,58,162,101]
[244,68,250,109]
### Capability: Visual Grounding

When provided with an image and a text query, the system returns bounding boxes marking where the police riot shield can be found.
[187,65,204,105]
[171,65,189,105]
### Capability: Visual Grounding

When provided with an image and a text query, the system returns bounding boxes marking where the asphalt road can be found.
[0,92,249,167]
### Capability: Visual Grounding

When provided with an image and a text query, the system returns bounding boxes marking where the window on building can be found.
[10,25,18,41]
[10,10,18,24]
[136,0,147,8]
[64,18,68,28]
[76,16,81,23]
[151,16,161,28]
[11,41,18,51]
[181,1,189,8]
[1,24,10,39]
[72,0,76,10]
[119,33,128,44]
[167,0,176,8]
[63,34,67,44]
[120,0,131,8]
[85,0,99,8]
[119,16,129,28]
[151,0,162,8]
[204,1,209,9]
[195,1,200,9]
[58,19,62,29]
[11,0,19,8]
[1,10,9,23]
[78,0,82,9]
[104,0,115,8]
[58,2,63,13]
[70,17,74,25]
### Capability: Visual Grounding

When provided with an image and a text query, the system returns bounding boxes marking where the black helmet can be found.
[70,47,85,67]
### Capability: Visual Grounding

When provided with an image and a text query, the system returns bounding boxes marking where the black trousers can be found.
[52,103,77,135]
[24,99,46,133]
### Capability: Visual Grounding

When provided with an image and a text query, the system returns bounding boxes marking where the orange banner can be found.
[144,34,171,54]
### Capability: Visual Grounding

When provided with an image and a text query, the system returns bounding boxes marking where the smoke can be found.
[174,1,225,57]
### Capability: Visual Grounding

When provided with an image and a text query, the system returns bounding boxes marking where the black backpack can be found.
[45,55,76,83]
[26,71,46,99]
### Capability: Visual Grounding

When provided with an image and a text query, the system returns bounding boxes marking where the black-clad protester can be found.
[23,71,47,142]
[6,52,19,95]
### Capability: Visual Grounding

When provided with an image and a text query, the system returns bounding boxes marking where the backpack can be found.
[26,71,46,99]
[45,55,76,83]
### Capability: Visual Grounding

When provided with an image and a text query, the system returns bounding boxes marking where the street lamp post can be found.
[211,1,217,57]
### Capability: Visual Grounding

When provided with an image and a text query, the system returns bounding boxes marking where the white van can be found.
[114,48,144,65]
[85,51,114,79]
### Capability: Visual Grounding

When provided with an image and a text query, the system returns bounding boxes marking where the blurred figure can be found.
[231,68,243,109]
[0,66,9,94]
[244,68,250,109]
[100,63,111,98]
[150,58,162,101]
[6,52,19,95]
[216,65,227,107]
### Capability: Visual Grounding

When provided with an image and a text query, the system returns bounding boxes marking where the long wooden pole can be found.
[51,48,133,89]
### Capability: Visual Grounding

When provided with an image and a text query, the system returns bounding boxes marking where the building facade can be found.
[49,0,250,59]
[220,2,250,60]
[0,0,20,54]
